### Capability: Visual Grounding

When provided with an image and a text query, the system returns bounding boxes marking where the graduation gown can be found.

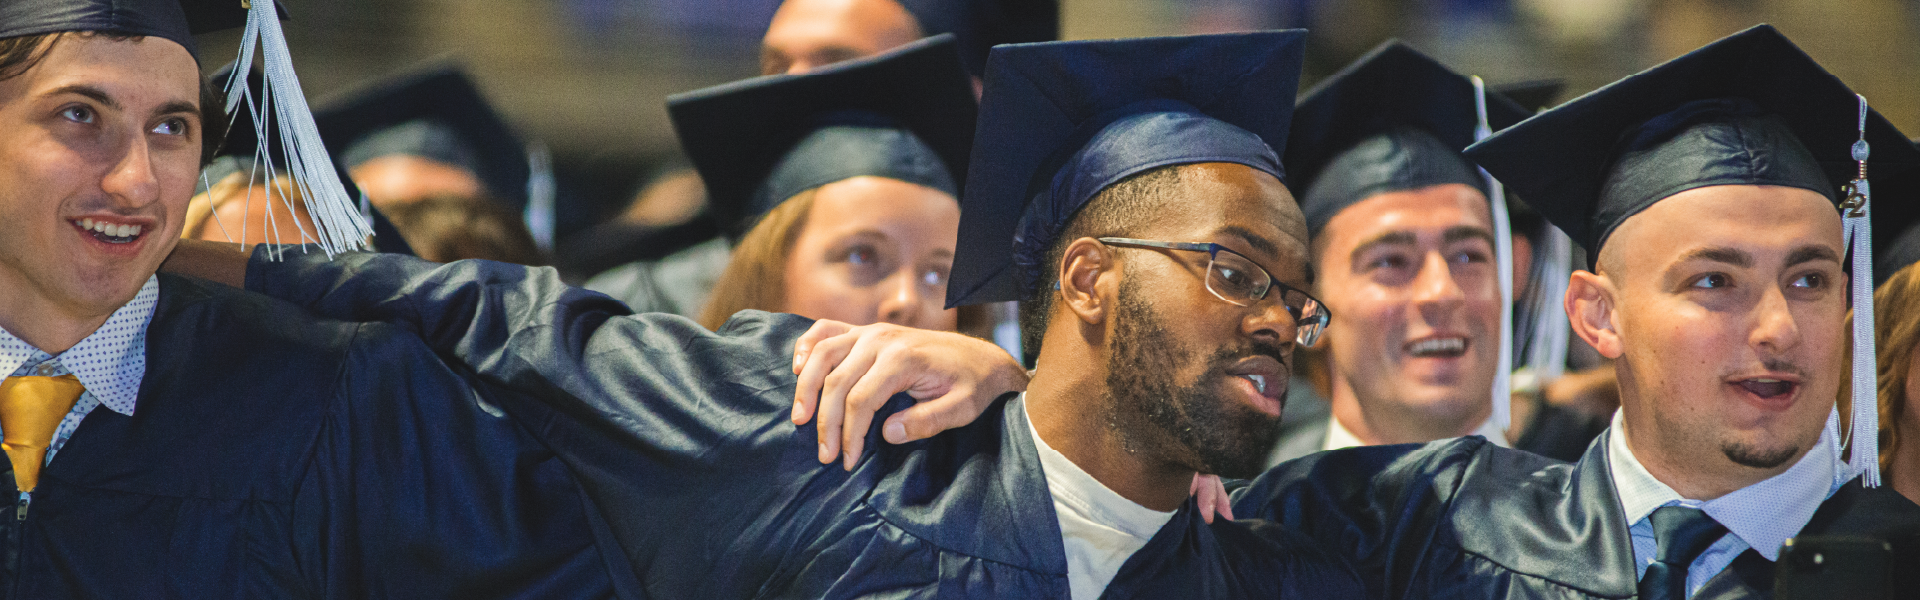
[0,274,614,598]
[1232,433,1920,599]
[246,251,1367,599]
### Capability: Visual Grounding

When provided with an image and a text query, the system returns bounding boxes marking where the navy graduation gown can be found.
[1232,432,1920,600]
[0,274,613,598]
[245,251,1366,599]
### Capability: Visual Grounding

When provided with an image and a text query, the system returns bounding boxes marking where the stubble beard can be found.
[1101,280,1285,479]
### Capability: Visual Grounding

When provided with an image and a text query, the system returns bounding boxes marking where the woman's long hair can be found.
[698,190,818,330]
[1873,262,1920,473]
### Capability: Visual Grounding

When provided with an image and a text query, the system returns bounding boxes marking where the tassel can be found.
[1473,76,1516,431]
[219,1,371,257]
[1840,94,1881,486]
[1524,224,1573,384]
[525,141,557,252]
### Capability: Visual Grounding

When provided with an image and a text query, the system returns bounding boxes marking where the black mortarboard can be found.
[312,63,531,212]
[668,34,975,238]
[0,0,277,59]
[896,0,1057,78]
[1465,24,1920,487]
[1464,25,1920,265]
[1493,79,1565,112]
[1873,142,1920,286]
[1287,41,1531,236]
[946,31,1305,308]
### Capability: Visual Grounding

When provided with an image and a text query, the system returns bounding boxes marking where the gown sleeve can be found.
[1228,437,1489,600]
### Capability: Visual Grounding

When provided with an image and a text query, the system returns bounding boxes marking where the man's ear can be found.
[1566,270,1623,359]
[1057,237,1119,326]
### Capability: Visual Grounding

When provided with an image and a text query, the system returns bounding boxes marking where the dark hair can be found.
[381,194,547,266]
[1015,165,1184,360]
[0,32,226,166]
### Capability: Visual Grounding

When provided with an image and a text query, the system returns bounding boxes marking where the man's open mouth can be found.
[1735,378,1796,399]
[74,218,144,244]
[1405,336,1468,358]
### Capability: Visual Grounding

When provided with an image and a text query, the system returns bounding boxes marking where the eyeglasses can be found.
[1097,237,1330,347]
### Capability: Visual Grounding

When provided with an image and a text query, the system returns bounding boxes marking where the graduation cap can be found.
[312,63,532,214]
[1286,40,1535,428]
[0,0,275,59]
[668,34,975,238]
[1492,79,1566,112]
[1464,24,1920,486]
[1873,142,1920,286]
[946,31,1305,308]
[0,0,368,254]
[1288,41,1531,236]
[896,0,1059,77]
[203,60,414,255]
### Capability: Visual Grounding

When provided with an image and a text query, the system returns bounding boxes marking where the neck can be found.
[1327,363,1488,446]
[1026,347,1194,512]
[1619,406,1805,501]
[0,272,122,355]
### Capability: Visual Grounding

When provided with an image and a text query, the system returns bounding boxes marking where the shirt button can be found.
[35,363,56,376]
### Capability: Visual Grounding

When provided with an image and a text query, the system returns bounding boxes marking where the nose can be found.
[876,270,923,328]
[1242,292,1297,350]
[1411,251,1465,323]
[1749,283,1803,355]
[99,133,162,210]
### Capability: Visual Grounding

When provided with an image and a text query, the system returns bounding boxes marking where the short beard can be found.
[1721,440,1801,469]
[1102,279,1285,479]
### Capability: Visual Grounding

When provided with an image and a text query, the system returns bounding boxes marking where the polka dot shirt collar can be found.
[0,276,157,416]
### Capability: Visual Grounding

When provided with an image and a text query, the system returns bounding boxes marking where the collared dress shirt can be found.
[1606,410,1844,598]
[1323,412,1511,452]
[0,276,156,463]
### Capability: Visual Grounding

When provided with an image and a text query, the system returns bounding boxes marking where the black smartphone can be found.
[1775,536,1895,600]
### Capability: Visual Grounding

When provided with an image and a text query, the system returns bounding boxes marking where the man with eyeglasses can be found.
[166,32,1363,599]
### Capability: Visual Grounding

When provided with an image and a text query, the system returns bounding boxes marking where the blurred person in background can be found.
[181,161,315,245]
[666,36,981,334]
[1869,161,1920,505]
[382,194,546,265]
[1268,42,1607,465]
[581,0,1056,329]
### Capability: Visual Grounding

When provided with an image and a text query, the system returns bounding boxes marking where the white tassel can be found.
[1525,224,1572,384]
[1473,76,1516,431]
[1842,94,1881,487]
[525,141,557,252]
[218,1,371,257]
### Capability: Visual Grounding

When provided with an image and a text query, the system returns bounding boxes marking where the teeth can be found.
[1408,337,1467,356]
[1754,378,1782,383]
[78,220,140,238]
[1243,374,1268,394]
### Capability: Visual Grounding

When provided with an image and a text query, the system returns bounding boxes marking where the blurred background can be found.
[195,0,1920,241]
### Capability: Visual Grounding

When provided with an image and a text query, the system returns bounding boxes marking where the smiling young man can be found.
[1228,25,1920,599]
[0,1,641,596]
[194,31,1365,599]
[1267,41,1606,465]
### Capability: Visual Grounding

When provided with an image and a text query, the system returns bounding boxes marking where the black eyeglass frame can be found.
[1095,237,1330,347]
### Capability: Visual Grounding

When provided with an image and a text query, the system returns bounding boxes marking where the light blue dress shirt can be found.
[0,276,157,463]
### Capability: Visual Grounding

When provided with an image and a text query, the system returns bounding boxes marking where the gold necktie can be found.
[0,375,84,492]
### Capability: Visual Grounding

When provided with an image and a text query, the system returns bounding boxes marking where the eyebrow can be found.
[1348,231,1418,264]
[47,84,119,111]
[1442,225,1497,247]
[47,84,198,121]
[1676,246,1753,268]
[1219,225,1281,257]
[1785,245,1842,267]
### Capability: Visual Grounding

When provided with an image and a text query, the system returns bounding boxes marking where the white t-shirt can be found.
[1022,396,1175,600]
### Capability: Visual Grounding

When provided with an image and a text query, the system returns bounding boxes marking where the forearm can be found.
[161,239,254,288]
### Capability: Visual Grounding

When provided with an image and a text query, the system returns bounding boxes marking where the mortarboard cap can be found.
[896,0,1058,78]
[947,31,1305,308]
[1464,25,1920,265]
[312,63,532,213]
[668,34,975,238]
[1465,24,1920,487]
[1287,41,1531,236]
[1873,142,1920,286]
[1492,79,1565,112]
[0,0,282,59]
